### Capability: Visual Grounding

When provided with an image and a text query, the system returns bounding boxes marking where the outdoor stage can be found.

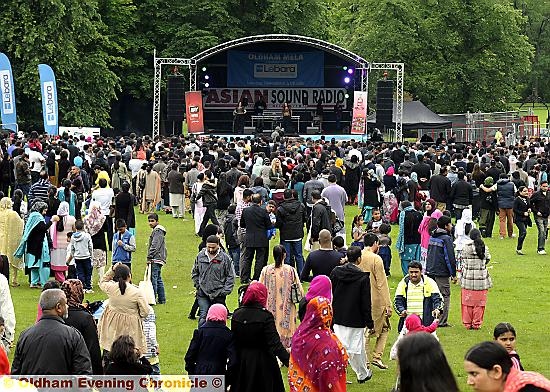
[153,35,404,140]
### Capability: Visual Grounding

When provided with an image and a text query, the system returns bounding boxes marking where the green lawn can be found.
[8,206,550,391]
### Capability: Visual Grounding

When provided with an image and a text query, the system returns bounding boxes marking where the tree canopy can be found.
[0,0,547,130]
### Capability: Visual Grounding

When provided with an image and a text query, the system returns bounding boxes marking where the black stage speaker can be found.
[376,80,394,128]
[167,76,186,121]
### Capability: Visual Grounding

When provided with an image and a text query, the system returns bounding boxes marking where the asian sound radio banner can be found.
[351,91,368,135]
[185,91,205,134]
[38,64,59,136]
[0,53,17,132]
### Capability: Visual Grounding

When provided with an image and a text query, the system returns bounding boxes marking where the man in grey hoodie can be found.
[147,213,167,304]
[67,220,94,293]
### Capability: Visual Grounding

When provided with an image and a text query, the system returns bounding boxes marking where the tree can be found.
[330,0,534,113]
[0,0,120,129]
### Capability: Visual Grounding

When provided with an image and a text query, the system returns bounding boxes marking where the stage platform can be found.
[203,133,369,142]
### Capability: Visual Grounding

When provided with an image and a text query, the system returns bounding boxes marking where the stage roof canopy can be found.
[368,100,451,130]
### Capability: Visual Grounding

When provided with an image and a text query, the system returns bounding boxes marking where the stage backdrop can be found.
[227,51,324,88]
[204,88,347,110]
[185,91,205,133]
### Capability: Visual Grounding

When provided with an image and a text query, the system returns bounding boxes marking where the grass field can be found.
[7,206,550,391]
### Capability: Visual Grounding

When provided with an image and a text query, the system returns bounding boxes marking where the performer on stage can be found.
[282,102,293,134]
[233,100,247,134]
[254,96,267,132]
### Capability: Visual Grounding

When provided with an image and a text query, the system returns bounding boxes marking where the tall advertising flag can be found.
[351,91,368,135]
[185,91,205,134]
[38,64,59,136]
[0,53,17,132]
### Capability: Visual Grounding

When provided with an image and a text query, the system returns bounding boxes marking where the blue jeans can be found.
[16,183,30,198]
[228,247,240,277]
[75,258,93,290]
[196,290,226,327]
[150,263,166,304]
[281,240,304,274]
[535,217,548,251]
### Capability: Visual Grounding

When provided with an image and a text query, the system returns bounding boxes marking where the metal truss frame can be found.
[153,38,407,139]
[369,63,405,141]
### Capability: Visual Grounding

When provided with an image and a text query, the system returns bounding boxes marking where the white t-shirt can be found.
[91,188,115,215]
[129,159,146,178]
[28,150,45,173]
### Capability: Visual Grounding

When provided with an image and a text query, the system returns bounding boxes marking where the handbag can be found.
[139,264,156,305]
[290,282,303,304]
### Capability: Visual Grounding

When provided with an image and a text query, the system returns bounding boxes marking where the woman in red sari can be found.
[289,296,348,392]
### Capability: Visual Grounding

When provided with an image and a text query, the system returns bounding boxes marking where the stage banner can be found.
[204,88,347,110]
[227,51,324,88]
[351,91,368,135]
[0,53,17,132]
[185,91,205,133]
[38,64,59,136]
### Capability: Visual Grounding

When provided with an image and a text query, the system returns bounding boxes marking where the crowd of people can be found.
[0,130,547,391]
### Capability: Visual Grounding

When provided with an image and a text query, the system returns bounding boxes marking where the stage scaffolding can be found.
[152,35,404,140]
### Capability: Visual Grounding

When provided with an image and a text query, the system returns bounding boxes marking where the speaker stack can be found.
[167,76,186,121]
[376,80,394,129]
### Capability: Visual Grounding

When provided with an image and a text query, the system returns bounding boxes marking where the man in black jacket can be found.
[276,189,307,273]
[450,171,473,220]
[309,190,331,251]
[429,166,452,212]
[240,194,273,283]
[330,246,374,383]
[411,154,431,189]
[530,181,550,255]
[196,171,219,237]
[12,289,92,375]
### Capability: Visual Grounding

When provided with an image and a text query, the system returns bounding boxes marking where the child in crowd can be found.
[67,220,94,293]
[377,223,392,276]
[266,200,277,240]
[350,215,366,249]
[66,232,77,279]
[390,313,439,360]
[366,208,386,233]
[494,322,524,370]
[112,218,136,271]
[143,306,160,375]
[333,236,347,257]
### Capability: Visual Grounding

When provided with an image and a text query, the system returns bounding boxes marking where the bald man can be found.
[300,229,343,282]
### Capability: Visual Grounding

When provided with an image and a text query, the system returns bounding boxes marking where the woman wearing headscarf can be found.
[231,282,289,392]
[251,156,264,182]
[49,201,76,282]
[383,166,398,191]
[418,209,443,270]
[408,172,425,210]
[114,182,136,236]
[358,168,382,223]
[0,198,23,286]
[396,201,423,276]
[14,201,56,288]
[297,274,332,321]
[62,279,103,374]
[45,186,61,224]
[289,296,349,392]
[85,202,107,285]
[111,156,130,193]
[57,179,77,217]
[344,155,361,204]
[185,304,237,387]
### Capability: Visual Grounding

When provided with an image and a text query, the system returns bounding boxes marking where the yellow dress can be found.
[0,198,24,269]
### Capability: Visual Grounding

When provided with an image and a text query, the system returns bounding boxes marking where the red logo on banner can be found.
[185,91,204,134]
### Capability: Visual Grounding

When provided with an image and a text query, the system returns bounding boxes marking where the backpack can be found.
[325,204,344,236]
